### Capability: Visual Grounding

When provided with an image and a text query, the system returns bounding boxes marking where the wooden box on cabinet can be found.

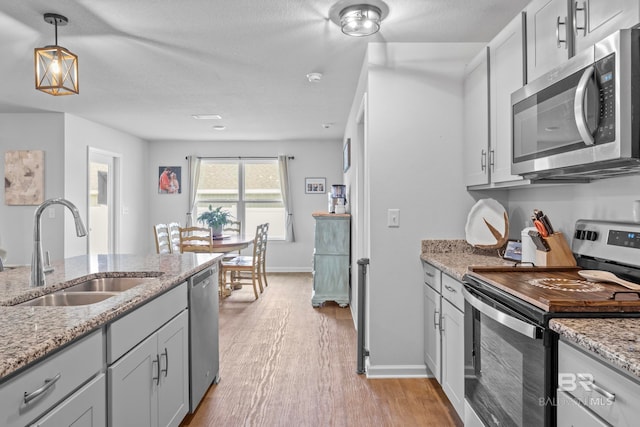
[312,212,350,307]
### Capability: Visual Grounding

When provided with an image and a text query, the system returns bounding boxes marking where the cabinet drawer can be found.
[107,282,187,364]
[31,373,106,427]
[0,330,103,427]
[441,274,464,311]
[314,218,350,254]
[421,261,441,292]
[558,340,640,427]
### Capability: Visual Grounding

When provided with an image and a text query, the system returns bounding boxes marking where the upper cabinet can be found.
[489,13,526,185]
[464,13,526,188]
[463,48,489,187]
[526,0,640,82]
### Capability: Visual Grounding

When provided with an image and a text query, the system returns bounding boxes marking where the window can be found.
[195,159,284,239]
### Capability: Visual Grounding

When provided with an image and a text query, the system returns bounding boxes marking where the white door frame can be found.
[87,147,121,254]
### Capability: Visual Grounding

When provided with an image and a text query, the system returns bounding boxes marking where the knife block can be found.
[535,232,577,267]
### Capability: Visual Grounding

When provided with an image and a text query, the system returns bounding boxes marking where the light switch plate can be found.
[387,209,400,227]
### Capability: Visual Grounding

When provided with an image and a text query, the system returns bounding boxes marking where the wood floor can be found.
[180,273,462,427]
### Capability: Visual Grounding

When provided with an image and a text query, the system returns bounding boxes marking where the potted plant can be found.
[197,205,232,237]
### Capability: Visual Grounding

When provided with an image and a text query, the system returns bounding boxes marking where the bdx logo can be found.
[558,373,594,392]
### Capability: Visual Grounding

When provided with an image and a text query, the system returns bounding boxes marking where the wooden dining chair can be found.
[153,223,171,254]
[168,222,181,253]
[259,223,269,288]
[179,226,213,253]
[220,223,266,300]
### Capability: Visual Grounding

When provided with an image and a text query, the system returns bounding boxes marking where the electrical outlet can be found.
[387,209,400,227]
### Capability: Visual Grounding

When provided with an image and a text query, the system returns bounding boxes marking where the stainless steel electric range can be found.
[461,219,640,427]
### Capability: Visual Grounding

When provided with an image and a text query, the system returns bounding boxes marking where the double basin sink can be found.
[19,276,159,307]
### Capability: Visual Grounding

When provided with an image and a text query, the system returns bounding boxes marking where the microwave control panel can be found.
[595,53,616,144]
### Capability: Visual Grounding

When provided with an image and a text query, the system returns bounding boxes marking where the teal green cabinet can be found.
[312,213,350,307]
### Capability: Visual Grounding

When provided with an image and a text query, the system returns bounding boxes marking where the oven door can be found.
[463,287,547,427]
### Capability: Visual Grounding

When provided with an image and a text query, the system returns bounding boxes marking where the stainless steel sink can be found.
[19,292,118,307]
[63,277,157,292]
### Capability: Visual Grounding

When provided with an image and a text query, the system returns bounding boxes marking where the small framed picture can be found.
[305,177,326,194]
[343,138,351,172]
[158,166,182,194]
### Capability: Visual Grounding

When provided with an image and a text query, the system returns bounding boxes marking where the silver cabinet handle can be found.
[574,65,596,145]
[489,149,495,172]
[152,354,160,385]
[574,1,587,36]
[161,348,169,377]
[577,374,616,401]
[433,310,440,330]
[480,149,487,171]
[424,271,435,278]
[24,373,61,404]
[556,16,568,48]
[439,315,445,333]
[444,284,457,293]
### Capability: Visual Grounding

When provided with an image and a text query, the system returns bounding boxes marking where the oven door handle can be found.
[574,65,596,146]
[463,288,539,339]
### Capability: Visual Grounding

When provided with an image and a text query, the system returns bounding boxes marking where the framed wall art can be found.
[158,166,182,194]
[305,177,326,194]
[343,138,351,172]
[4,150,44,205]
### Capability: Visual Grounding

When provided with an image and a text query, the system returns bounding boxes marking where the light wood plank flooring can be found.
[181,273,462,426]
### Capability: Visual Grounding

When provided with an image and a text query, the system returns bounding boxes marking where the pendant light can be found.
[339,4,382,37]
[34,13,78,96]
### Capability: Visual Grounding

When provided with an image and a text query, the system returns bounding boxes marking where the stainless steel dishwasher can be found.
[188,264,220,413]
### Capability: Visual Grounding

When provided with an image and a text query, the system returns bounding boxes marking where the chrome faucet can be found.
[31,198,87,287]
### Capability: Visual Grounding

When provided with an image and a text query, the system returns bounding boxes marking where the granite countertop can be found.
[550,318,640,380]
[420,239,512,281]
[0,253,222,382]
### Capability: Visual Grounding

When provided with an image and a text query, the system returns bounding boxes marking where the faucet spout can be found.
[31,198,87,287]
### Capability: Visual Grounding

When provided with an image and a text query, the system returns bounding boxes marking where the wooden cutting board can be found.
[466,266,640,313]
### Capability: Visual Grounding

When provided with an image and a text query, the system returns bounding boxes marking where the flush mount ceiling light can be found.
[339,4,382,37]
[306,72,323,83]
[34,13,78,96]
[192,114,222,120]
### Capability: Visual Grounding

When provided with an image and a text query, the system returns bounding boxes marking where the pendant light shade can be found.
[34,13,78,96]
[339,4,382,37]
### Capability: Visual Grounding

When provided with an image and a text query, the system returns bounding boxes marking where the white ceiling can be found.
[0,0,529,142]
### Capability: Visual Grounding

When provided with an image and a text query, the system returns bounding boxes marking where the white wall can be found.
[64,115,150,257]
[147,139,343,271]
[349,43,483,377]
[0,113,65,265]
[506,175,640,237]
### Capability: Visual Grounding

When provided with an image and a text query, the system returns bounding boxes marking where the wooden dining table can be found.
[181,234,254,254]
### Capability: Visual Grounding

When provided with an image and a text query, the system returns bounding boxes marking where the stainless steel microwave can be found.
[511,29,640,180]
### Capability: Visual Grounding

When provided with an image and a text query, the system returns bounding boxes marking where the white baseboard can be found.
[365,363,429,378]
[265,267,312,273]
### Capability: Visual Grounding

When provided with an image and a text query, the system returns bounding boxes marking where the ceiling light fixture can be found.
[34,13,78,96]
[212,125,226,131]
[306,72,323,83]
[339,4,382,37]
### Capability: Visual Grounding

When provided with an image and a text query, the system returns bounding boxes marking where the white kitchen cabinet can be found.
[421,262,464,420]
[463,47,490,187]
[488,13,526,185]
[557,340,640,427]
[424,282,441,383]
[527,0,640,81]
[0,330,104,427]
[109,309,188,427]
[32,374,106,427]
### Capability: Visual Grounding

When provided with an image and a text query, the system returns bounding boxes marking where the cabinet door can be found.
[315,218,350,255]
[423,285,441,383]
[526,0,570,81]
[463,47,490,187]
[441,300,465,419]
[108,335,158,427]
[32,374,106,427]
[556,391,608,427]
[312,255,350,306]
[157,311,189,427]
[574,0,639,52]
[489,13,526,184]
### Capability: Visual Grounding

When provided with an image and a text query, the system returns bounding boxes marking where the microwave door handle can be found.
[462,288,538,339]
[574,65,596,146]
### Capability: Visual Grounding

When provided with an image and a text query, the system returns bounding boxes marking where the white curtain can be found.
[278,155,295,242]
[186,155,201,227]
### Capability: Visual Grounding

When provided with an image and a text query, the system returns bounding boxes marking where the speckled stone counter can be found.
[420,239,511,281]
[550,318,640,381]
[0,253,222,382]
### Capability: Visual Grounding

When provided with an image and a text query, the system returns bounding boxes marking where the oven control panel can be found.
[573,220,640,267]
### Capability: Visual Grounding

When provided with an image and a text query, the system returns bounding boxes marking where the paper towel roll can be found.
[521,227,537,264]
